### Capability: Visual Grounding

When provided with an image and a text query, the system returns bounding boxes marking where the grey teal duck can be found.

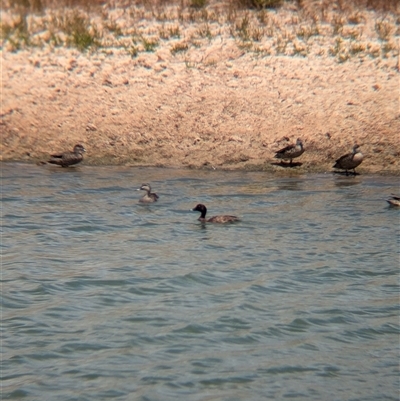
[333,144,363,175]
[274,138,305,165]
[48,144,86,167]
[138,183,159,203]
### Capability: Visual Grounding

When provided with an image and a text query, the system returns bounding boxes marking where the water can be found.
[2,163,399,401]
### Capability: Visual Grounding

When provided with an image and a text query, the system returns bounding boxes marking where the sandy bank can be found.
[1,2,399,174]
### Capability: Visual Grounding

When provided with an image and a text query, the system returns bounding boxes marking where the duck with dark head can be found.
[47,144,86,167]
[192,204,239,223]
[137,183,159,203]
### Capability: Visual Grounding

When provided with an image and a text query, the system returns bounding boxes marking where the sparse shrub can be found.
[292,40,307,56]
[375,20,394,41]
[256,9,269,25]
[189,0,207,9]
[337,52,350,63]
[127,44,138,58]
[104,19,123,37]
[235,14,250,41]
[349,42,366,55]
[348,12,364,25]
[237,0,283,9]
[329,37,343,56]
[381,41,396,57]
[170,42,189,54]
[251,27,264,41]
[296,24,319,40]
[63,10,100,51]
[331,15,344,35]
[367,43,381,58]
[168,25,181,38]
[342,27,362,40]
[141,37,159,52]
[1,14,30,50]
[275,35,289,54]
[196,23,212,39]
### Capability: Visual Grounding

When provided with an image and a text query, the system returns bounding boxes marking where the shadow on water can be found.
[274,179,303,192]
[271,161,303,168]
[332,170,360,177]
[334,175,363,188]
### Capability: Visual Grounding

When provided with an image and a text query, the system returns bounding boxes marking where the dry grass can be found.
[1,0,399,62]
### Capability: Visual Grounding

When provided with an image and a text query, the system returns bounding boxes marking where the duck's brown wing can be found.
[275,144,295,157]
[49,152,64,159]
[208,215,239,223]
[48,151,83,166]
[333,152,351,167]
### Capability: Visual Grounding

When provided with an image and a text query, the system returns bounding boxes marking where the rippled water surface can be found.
[3,163,399,400]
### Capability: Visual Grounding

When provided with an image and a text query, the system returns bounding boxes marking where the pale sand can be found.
[1,3,399,174]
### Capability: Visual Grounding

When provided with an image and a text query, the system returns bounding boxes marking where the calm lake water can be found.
[2,163,399,401]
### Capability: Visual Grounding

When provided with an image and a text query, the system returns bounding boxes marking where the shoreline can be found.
[2,159,399,176]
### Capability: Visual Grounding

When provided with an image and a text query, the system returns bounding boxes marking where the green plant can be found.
[63,11,100,51]
[141,37,159,52]
[127,44,139,58]
[1,14,30,49]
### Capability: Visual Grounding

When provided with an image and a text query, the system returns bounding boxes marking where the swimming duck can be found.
[137,183,159,203]
[274,138,305,165]
[192,204,239,223]
[387,194,400,207]
[47,144,86,167]
[333,144,363,175]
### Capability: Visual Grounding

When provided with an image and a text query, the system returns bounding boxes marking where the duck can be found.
[47,144,86,167]
[387,194,400,207]
[192,204,239,223]
[274,138,305,165]
[333,144,363,176]
[137,183,159,203]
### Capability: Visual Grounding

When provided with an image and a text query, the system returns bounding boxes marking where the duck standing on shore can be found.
[333,144,363,176]
[47,144,86,167]
[192,204,239,223]
[274,138,305,165]
[137,183,159,203]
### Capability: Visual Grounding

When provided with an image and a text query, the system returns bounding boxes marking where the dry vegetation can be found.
[1,0,399,173]
[1,0,399,63]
